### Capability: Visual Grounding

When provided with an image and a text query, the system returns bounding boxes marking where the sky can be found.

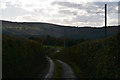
[0,0,119,27]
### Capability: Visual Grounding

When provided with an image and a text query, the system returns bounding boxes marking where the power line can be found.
[84,7,105,22]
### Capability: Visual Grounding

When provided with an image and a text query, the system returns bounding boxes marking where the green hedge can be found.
[3,35,47,78]
[52,33,120,78]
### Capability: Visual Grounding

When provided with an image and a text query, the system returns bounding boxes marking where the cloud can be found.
[51,1,118,26]
[52,1,84,9]
[16,15,39,22]
[72,15,104,22]
[2,2,29,18]
[58,9,77,15]
[0,0,119,27]
[108,18,118,25]
[0,3,7,10]
[52,1,118,13]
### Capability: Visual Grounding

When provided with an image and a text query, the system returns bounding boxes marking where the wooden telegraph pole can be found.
[64,29,66,48]
[105,4,107,38]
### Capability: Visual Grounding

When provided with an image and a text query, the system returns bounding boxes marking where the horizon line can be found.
[0,20,119,28]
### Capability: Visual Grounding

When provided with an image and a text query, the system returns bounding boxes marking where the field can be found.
[44,45,63,51]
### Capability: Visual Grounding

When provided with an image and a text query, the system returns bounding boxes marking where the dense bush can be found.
[52,32,120,78]
[29,35,86,47]
[2,35,47,78]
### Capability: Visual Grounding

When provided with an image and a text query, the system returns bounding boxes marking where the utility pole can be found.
[118,2,120,33]
[64,29,66,48]
[54,38,57,49]
[105,4,107,38]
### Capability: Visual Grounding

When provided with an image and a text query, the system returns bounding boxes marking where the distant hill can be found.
[1,20,120,39]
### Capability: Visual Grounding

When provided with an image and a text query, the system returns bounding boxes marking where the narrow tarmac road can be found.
[44,57,55,78]
[57,60,76,78]
[44,57,76,79]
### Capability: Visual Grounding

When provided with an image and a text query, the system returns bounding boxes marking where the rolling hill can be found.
[1,20,120,39]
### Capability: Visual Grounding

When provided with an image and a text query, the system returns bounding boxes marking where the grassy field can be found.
[53,60,63,78]
[44,45,63,51]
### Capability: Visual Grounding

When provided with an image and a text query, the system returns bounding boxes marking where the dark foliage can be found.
[2,35,47,78]
[29,35,86,47]
[52,32,120,78]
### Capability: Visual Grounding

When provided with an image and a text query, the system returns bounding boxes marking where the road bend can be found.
[44,57,55,79]
[57,60,76,78]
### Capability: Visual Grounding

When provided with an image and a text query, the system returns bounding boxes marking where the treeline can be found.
[29,35,86,47]
[3,35,47,78]
[52,32,120,78]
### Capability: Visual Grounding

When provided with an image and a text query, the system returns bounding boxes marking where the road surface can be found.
[44,57,76,79]
[44,57,55,78]
[57,60,76,78]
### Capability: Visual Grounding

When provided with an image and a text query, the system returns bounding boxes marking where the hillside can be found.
[2,20,119,39]
[51,32,120,78]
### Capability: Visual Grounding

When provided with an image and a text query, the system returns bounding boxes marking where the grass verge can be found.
[53,60,63,78]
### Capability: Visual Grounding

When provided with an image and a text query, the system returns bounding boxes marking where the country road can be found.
[57,60,76,78]
[44,57,76,79]
[44,57,55,78]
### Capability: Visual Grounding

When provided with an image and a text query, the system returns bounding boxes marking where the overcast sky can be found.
[0,0,119,27]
